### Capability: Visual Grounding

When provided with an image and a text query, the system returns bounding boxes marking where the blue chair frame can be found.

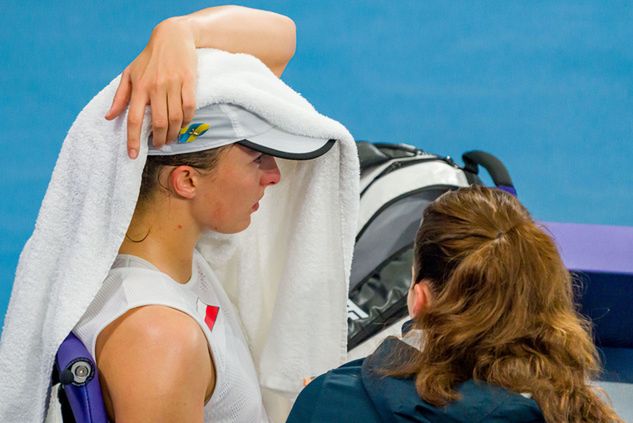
[55,333,108,423]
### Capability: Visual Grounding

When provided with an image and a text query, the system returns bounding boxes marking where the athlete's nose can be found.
[260,156,281,186]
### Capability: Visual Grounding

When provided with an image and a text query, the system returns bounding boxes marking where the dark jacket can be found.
[287,337,544,422]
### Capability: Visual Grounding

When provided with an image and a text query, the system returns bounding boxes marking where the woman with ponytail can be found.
[288,185,621,422]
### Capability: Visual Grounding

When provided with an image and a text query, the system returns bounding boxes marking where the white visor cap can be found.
[148,103,336,160]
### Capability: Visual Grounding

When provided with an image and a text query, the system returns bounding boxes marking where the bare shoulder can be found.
[96,305,214,422]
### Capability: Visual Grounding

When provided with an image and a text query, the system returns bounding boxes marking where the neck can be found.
[119,197,200,283]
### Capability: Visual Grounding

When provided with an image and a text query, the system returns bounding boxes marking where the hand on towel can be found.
[104,6,296,160]
[105,18,197,159]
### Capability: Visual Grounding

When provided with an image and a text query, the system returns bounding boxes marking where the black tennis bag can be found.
[347,142,516,357]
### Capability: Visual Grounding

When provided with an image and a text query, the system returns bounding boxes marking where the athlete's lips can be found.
[252,193,264,212]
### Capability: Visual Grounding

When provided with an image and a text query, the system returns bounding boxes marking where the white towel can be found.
[0,49,359,422]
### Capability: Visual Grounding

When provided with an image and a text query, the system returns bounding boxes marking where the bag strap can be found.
[357,141,422,171]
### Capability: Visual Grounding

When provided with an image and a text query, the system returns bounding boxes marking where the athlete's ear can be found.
[168,166,198,199]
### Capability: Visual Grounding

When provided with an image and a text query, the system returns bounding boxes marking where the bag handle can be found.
[462,150,517,196]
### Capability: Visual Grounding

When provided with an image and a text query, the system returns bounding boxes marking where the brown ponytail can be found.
[387,185,621,422]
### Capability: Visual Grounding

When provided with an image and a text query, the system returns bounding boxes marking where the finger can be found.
[106,70,132,120]
[181,77,196,127]
[149,87,168,148]
[126,91,148,159]
[166,80,183,144]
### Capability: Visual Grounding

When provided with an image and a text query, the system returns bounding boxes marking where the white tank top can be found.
[73,252,269,423]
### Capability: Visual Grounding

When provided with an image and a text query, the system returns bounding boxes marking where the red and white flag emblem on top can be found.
[204,305,220,332]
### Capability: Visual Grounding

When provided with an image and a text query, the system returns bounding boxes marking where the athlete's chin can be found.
[211,216,252,234]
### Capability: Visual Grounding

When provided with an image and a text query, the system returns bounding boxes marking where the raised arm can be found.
[184,6,296,76]
[105,6,296,159]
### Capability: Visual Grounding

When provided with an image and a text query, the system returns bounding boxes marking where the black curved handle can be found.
[462,150,517,196]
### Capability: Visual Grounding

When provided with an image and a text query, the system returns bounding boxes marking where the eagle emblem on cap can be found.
[178,123,210,144]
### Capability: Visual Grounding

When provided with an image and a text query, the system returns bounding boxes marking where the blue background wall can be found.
[1,1,632,328]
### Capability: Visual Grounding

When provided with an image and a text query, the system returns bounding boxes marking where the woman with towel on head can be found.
[288,186,622,422]
[75,7,334,423]
[78,7,297,423]
[0,5,358,423]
